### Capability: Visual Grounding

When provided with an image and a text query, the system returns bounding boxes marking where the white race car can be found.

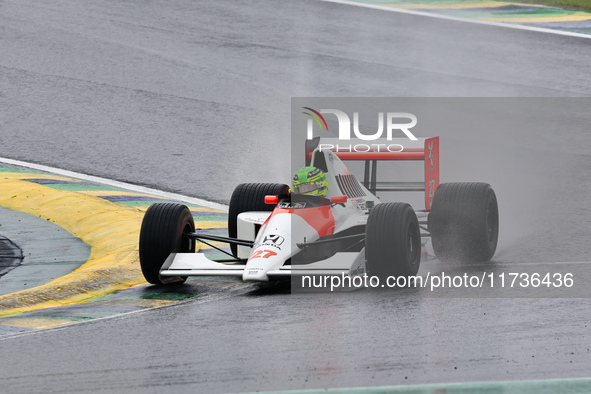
[139,137,499,285]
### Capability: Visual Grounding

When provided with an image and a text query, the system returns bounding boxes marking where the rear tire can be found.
[366,203,421,280]
[139,203,195,285]
[429,182,499,263]
[228,183,289,256]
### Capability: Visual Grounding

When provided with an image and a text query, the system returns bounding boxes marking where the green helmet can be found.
[292,166,328,197]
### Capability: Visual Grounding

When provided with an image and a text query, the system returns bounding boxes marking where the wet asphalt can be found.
[1,0,591,393]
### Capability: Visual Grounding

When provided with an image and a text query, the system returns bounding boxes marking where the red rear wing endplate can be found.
[424,137,439,210]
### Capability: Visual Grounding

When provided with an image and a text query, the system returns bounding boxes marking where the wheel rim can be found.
[485,199,498,244]
[407,222,420,267]
[181,222,194,252]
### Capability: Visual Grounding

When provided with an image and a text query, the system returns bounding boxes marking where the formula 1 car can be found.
[139,137,499,285]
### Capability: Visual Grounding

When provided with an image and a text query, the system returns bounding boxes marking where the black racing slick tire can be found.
[429,182,499,264]
[139,203,195,285]
[228,183,289,256]
[366,203,421,280]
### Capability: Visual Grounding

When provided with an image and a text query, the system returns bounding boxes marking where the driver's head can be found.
[292,166,328,197]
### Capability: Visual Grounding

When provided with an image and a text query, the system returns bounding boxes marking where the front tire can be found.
[139,203,195,285]
[228,183,289,256]
[366,203,421,280]
[429,182,499,263]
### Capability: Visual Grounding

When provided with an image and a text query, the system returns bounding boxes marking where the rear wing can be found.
[306,137,439,210]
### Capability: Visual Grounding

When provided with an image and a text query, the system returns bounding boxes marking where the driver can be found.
[292,166,328,197]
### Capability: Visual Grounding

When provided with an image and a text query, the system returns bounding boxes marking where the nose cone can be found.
[242,247,284,282]
[241,210,322,282]
[243,267,269,282]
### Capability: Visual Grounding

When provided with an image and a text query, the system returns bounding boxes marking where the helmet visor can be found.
[293,183,324,194]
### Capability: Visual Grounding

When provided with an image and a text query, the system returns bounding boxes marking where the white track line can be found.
[0,157,229,212]
[320,0,591,40]
[0,283,255,341]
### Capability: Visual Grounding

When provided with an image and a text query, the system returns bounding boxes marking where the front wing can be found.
[159,250,367,280]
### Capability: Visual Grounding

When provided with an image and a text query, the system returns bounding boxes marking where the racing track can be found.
[1,0,591,393]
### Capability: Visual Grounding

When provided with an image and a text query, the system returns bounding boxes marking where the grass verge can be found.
[513,0,591,13]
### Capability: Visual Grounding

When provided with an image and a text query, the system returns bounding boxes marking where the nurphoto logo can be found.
[303,107,418,153]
